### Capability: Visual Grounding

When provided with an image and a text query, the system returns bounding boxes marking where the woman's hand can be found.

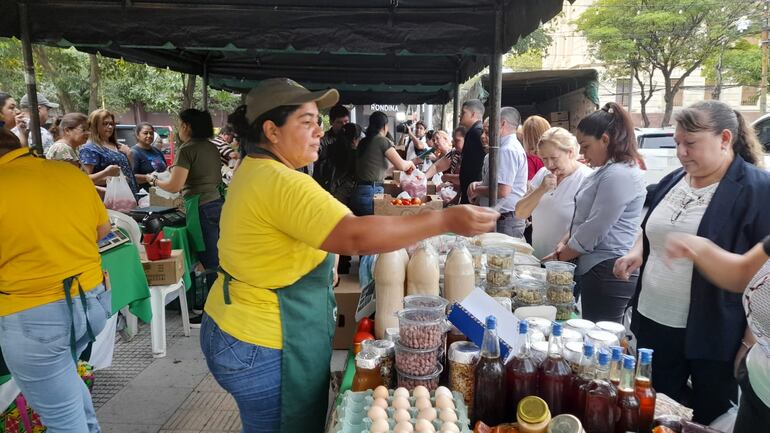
[442,205,499,237]
[15,113,29,135]
[664,233,700,263]
[104,164,121,177]
[539,173,557,192]
[542,241,565,262]
[613,251,643,280]
[467,181,481,202]
[118,143,132,157]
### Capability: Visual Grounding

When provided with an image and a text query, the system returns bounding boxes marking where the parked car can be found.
[116,124,176,166]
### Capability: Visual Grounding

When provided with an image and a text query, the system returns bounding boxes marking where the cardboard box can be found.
[333,274,363,349]
[549,111,570,122]
[149,187,184,211]
[373,194,443,216]
[140,249,185,285]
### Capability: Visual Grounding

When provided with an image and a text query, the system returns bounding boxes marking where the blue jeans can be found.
[200,314,282,433]
[0,285,111,433]
[198,198,223,272]
[349,184,384,216]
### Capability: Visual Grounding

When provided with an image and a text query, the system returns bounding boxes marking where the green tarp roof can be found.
[2,1,570,104]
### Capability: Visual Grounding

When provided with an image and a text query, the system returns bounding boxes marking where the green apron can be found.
[183,194,206,253]
[221,148,337,433]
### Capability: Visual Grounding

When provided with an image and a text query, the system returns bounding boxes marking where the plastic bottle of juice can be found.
[608,346,623,387]
[506,320,539,420]
[634,349,656,433]
[538,322,572,416]
[616,355,640,433]
[474,315,506,426]
[583,350,618,433]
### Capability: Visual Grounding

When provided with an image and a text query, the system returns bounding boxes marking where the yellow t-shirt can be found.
[204,157,351,349]
[0,148,109,316]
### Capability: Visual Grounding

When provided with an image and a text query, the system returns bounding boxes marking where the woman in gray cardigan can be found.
[543,102,646,323]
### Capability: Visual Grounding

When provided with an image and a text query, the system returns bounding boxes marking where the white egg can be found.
[373,385,389,400]
[417,407,437,421]
[394,387,410,399]
[395,421,414,433]
[415,397,432,411]
[370,418,390,433]
[439,409,458,423]
[394,408,412,423]
[415,418,436,433]
[435,394,455,410]
[372,398,388,409]
[412,385,430,399]
[392,396,411,410]
[435,386,452,398]
[367,405,388,421]
[441,422,460,433]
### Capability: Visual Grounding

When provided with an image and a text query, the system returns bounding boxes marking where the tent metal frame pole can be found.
[487,3,503,208]
[202,61,209,111]
[452,73,460,132]
[19,3,43,157]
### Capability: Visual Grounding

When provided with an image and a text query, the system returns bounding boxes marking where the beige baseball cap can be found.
[245,78,339,124]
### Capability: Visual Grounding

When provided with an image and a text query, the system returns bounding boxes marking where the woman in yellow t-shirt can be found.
[200,78,499,433]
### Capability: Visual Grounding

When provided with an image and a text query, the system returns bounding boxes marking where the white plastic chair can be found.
[150,278,191,358]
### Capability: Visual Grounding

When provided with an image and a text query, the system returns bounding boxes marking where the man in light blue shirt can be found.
[468,107,529,237]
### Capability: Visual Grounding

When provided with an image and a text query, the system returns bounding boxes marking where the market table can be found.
[101,242,152,322]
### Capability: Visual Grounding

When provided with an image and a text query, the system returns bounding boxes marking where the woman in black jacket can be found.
[614,100,770,424]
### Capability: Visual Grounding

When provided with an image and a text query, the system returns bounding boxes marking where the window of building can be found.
[615,78,632,109]
[742,86,760,106]
[672,78,684,106]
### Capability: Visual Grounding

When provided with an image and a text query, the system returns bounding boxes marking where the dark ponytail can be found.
[577,102,639,164]
[675,100,763,167]
[227,104,300,155]
[358,111,389,154]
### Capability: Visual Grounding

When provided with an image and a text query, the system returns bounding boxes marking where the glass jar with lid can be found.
[370,339,396,388]
[514,279,547,305]
[564,319,596,337]
[518,396,552,433]
[585,329,620,351]
[351,351,384,391]
[448,341,480,414]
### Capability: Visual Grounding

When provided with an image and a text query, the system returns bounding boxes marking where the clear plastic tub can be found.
[485,283,514,298]
[484,246,515,270]
[396,363,443,391]
[394,338,443,376]
[547,283,575,304]
[514,279,546,304]
[551,301,575,321]
[515,265,548,282]
[564,319,596,337]
[396,308,447,349]
[545,261,577,285]
[486,267,513,287]
[586,330,620,351]
[403,295,449,314]
[526,317,553,338]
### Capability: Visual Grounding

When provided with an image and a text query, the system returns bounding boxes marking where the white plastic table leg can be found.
[178,283,191,337]
[150,288,167,358]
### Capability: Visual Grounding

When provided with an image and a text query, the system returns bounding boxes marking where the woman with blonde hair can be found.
[79,109,138,194]
[515,127,592,259]
[521,115,549,180]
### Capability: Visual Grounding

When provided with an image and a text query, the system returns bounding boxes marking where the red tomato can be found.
[411,197,421,205]
[357,318,374,334]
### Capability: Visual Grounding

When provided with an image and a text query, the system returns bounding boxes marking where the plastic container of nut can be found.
[545,261,577,285]
[547,282,576,304]
[485,282,514,298]
[404,294,449,314]
[514,279,546,304]
[486,267,513,287]
[396,308,447,349]
[484,246,515,271]
[448,341,480,416]
[396,363,443,391]
[551,301,576,321]
[394,338,443,376]
[515,264,548,282]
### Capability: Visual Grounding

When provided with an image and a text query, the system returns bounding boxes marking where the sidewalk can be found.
[94,311,347,433]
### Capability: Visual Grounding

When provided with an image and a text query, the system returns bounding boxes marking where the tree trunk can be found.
[661,73,674,127]
[712,47,724,100]
[131,101,143,124]
[33,46,76,113]
[182,74,196,110]
[89,54,101,113]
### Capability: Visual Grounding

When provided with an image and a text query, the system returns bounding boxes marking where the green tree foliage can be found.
[576,0,759,126]
[703,39,762,87]
[503,26,552,71]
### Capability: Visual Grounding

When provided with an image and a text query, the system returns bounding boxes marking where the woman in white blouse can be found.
[666,233,770,431]
[515,127,592,259]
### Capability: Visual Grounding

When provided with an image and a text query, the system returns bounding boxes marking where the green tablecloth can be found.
[162,226,195,289]
[101,242,152,323]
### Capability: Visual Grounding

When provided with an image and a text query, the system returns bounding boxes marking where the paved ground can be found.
[93,311,348,433]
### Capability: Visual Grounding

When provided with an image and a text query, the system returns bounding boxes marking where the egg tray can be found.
[333,390,472,433]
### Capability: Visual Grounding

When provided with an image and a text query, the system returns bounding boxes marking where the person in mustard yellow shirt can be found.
[0,127,112,433]
[201,78,500,433]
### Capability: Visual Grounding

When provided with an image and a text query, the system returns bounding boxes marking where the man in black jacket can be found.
[458,99,485,204]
